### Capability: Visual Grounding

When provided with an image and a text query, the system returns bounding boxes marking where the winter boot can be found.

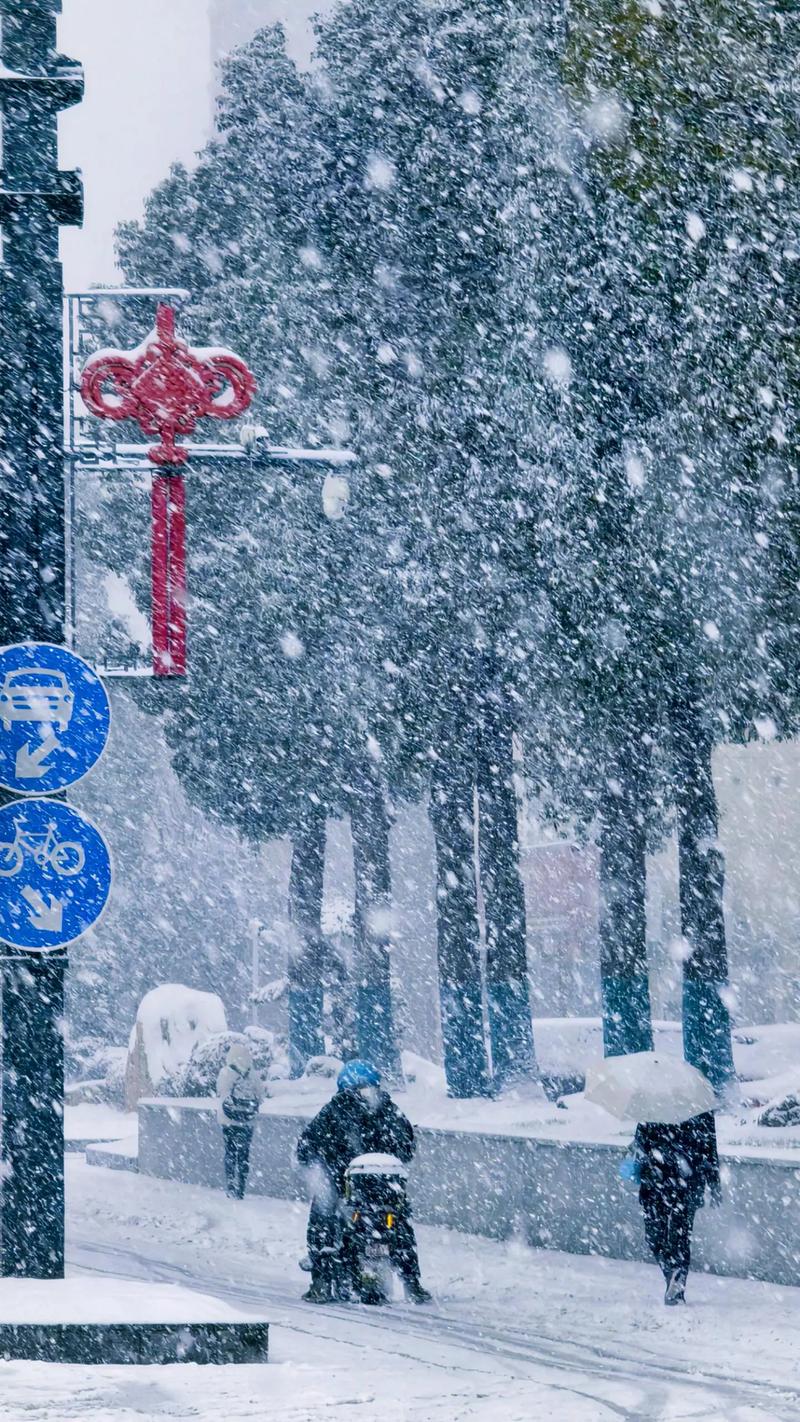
[664,1269,687,1306]
[332,1274,355,1303]
[404,1278,432,1304]
[303,1277,332,1305]
[358,1274,388,1306]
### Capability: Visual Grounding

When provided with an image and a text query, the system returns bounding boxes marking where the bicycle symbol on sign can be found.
[0,815,85,878]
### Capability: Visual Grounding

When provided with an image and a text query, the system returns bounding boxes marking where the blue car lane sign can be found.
[0,799,112,952]
[0,643,110,795]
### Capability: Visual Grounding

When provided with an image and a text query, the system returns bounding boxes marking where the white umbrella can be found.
[584,1051,717,1125]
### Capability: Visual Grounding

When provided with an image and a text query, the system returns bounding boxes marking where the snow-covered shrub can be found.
[252,976,288,1006]
[758,1086,800,1128]
[303,1055,342,1080]
[248,1025,290,1080]
[64,1034,111,1082]
[85,1047,127,1106]
[65,1036,127,1105]
[178,1029,273,1098]
[125,984,227,1105]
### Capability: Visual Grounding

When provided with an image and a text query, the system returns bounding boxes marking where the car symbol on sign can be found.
[0,669,74,733]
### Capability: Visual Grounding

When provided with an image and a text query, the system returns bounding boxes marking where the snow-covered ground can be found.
[64,1104,137,1145]
[259,1024,800,1160]
[1,1158,794,1421]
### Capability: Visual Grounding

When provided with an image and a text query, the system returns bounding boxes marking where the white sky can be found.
[58,0,332,289]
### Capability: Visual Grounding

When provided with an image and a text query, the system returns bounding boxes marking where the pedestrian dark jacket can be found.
[634,1112,720,1208]
[296,1089,415,1196]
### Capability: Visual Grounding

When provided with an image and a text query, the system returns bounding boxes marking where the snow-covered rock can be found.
[125,984,227,1107]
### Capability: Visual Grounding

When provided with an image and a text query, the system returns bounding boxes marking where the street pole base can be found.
[0,1279,268,1363]
[0,1320,269,1364]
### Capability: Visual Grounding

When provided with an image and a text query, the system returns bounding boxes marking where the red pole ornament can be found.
[79,305,256,677]
[150,474,187,677]
[79,303,256,466]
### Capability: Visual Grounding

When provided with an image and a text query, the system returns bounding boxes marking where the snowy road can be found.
[1,1160,798,1421]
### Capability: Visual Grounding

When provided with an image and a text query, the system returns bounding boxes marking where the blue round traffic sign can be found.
[0,799,112,951]
[0,644,110,796]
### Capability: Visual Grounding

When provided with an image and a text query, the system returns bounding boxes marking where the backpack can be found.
[222,1071,259,1125]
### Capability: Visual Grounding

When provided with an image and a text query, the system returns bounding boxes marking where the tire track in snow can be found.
[69,1235,798,1422]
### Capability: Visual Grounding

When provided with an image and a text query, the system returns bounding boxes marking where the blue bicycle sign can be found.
[0,643,110,796]
[0,813,86,879]
[0,799,112,951]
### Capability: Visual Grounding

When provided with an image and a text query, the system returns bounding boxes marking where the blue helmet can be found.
[337,1059,381,1092]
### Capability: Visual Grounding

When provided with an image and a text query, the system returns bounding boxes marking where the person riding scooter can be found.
[296,1059,431,1305]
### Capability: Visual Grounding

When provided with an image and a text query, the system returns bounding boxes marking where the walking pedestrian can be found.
[216,1041,264,1199]
[633,1110,721,1304]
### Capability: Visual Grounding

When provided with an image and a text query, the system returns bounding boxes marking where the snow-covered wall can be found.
[138,1101,800,1288]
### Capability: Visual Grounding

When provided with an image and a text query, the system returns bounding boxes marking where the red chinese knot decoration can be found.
[80,303,256,467]
[79,304,256,677]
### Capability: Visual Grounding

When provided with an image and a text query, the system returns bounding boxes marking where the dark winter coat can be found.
[296,1089,415,1196]
[634,1112,720,1210]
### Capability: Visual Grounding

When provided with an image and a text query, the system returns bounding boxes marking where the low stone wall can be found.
[138,1099,800,1287]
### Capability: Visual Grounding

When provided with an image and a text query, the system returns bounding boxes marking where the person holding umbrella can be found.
[586,1052,722,1306]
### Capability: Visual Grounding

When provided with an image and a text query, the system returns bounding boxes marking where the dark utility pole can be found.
[0,1,83,1277]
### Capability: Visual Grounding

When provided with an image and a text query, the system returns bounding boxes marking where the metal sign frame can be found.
[63,287,356,679]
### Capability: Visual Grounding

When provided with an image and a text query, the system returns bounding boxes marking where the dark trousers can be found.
[308,1197,346,1284]
[223,1125,253,1199]
[641,1186,696,1279]
[307,1198,423,1288]
[384,1216,423,1285]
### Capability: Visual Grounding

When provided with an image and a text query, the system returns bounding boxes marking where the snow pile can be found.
[125,985,227,1106]
[402,1051,447,1093]
[64,1103,136,1145]
[727,1024,800,1134]
[534,1018,683,1085]
[301,1054,342,1079]
[258,1019,800,1154]
[0,1277,251,1326]
[732,1023,800,1083]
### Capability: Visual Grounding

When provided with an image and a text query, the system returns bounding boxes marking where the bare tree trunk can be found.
[671,693,734,1094]
[350,765,400,1081]
[476,683,538,1089]
[287,801,326,1077]
[598,746,654,1057]
[429,696,492,1098]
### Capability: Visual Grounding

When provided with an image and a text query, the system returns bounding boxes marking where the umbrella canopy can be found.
[584,1051,717,1125]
